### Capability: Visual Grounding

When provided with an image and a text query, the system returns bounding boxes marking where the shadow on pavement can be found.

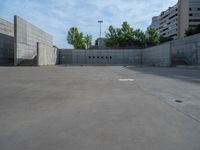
[125,66,200,84]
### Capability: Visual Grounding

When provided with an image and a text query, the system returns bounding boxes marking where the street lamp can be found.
[98,20,103,38]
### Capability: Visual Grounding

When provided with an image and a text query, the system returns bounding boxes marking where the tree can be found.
[146,28,160,46]
[105,25,118,47]
[105,22,136,48]
[118,22,134,47]
[133,29,146,47]
[159,36,173,43]
[84,35,92,49]
[67,27,85,49]
[185,25,200,36]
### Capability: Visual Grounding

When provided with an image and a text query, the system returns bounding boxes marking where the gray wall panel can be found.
[14,16,53,65]
[171,34,200,65]
[0,18,14,65]
[142,43,171,67]
[37,43,58,66]
[59,49,142,65]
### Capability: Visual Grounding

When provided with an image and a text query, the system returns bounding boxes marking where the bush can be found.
[185,24,200,36]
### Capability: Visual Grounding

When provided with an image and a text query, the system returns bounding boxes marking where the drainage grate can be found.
[175,100,183,103]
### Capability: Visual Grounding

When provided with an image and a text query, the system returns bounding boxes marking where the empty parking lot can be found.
[0,66,200,150]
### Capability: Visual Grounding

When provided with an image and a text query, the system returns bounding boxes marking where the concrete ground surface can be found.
[0,66,200,150]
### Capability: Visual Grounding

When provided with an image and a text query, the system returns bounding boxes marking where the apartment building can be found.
[148,0,200,39]
[148,16,160,34]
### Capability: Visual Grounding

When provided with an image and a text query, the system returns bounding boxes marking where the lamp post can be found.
[98,20,103,38]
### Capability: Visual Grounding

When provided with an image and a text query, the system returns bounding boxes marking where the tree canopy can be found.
[185,25,200,36]
[84,35,92,49]
[67,27,92,49]
[146,28,160,46]
[105,22,146,48]
[105,22,162,48]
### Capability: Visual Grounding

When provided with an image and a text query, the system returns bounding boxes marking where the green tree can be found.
[105,22,135,47]
[133,29,146,47]
[118,22,134,47]
[105,25,118,47]
[185,25,200,36]
[159,36,173,43]
[146,28,160,46]
[67,27,85,49]
[84,35,92,49]
[105,22,149,48]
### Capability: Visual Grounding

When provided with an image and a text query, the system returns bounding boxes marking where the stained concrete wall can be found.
[171,34,200,65]
[142,43,171,67]
[14,16,53,65]
[198,41,200,65]
[0,18,14,65]
[37,43,58,66]
[59,49,141,65]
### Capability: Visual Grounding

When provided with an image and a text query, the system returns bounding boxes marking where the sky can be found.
[0,0,177,48]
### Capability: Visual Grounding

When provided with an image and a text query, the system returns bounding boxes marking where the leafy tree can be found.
[146,28,160,46]
[105,25,118,47]
[84,35,92,49]
[133,29,146,47]
[67,27,85,49]
[159,36,173,43]
[185,25,200,36]
[105,22,175,48]
[118,22,134,47]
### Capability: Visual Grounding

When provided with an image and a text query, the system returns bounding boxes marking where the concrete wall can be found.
[14,16,53,65]
[142,43,171,67]
[59,49,141,65]
[37,43,58,66]
[171,33,200,65]
[198,41,200,65]
[0,18,14,65]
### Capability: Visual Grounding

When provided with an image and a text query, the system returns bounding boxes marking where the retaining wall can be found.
[171,34,200,65]
[37,43,58,66]
[0,18,14,65]
[1,16,200,67]
[142,43,171,67]
[59,49,142,65]
[14,16,53,65]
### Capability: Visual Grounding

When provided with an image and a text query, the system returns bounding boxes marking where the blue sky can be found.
[0,0,177,48]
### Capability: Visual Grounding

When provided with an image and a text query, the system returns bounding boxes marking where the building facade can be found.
[148,0,200,39]
[148,16,160,34]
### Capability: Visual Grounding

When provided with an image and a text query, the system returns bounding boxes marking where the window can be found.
[190,13,200,17]
[190,2,200,6]
[190,8,200,11]
[189,19,200,22]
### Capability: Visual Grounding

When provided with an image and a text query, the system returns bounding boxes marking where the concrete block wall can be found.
[14,16,53,65]
[37,43,58,66]
[59,49,72,64]
[0,18,14,65]
[142,43,171,67]
[198,41,200,65]
[171,34,200,65]
[58,49,141,65]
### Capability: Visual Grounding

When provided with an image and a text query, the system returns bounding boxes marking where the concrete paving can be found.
[0,66,200,150]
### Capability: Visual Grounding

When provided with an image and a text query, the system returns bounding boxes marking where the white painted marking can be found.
[118,79,135,82]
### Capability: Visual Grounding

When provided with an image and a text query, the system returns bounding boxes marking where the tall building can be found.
[148,16,160,34]
[148,0,200,39]
[178,0,200,37]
